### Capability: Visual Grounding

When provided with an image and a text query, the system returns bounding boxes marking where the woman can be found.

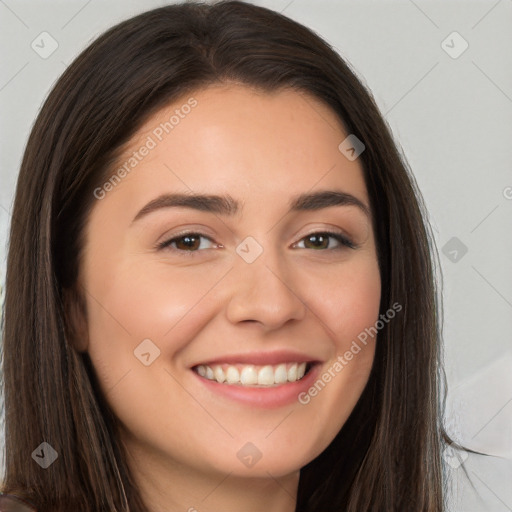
[1,1,465,510]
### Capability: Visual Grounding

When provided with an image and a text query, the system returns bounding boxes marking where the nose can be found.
[225,247,307,331]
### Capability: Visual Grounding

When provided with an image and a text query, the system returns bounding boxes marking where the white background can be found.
[0,1,511,510]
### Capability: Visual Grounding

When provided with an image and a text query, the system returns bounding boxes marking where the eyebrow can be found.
[131,189,370,224]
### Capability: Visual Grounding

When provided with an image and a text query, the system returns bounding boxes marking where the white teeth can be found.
[214,366,226,383]
[194,362,311,386]
[288,363,298,382]
[240,365,258,385]
[274,364,288,384]
[258,365,275,386]
[225,366,240,384]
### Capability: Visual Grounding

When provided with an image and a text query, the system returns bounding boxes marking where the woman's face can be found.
[80,84,381,483]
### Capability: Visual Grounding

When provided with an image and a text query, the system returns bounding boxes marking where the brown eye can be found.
[157,232,216,254]
[296,231,356,251]
[172,234,201,251]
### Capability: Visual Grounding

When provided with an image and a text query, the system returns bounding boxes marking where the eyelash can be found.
[156,230,358,256]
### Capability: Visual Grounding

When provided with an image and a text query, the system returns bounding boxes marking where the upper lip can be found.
[191,349,322,367]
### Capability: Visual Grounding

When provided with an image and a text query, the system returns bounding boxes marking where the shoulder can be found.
[0,493,38,511]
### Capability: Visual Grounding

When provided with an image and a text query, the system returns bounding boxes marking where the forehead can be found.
[106,83,369,213]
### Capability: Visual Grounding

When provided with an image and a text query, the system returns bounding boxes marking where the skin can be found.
[76,83,381,512]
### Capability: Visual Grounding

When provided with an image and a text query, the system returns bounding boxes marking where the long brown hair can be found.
[1,1,462,510]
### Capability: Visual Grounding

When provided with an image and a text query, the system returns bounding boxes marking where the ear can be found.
[62,284,89,352]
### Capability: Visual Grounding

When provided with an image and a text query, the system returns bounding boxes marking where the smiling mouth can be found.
[192,362,315,387]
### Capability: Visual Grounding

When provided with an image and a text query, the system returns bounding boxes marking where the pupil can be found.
[308,234,327,249]
[178,235,199,250]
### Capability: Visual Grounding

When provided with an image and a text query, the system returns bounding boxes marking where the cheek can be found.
[295,254,381,440]
[83,256,231,396]
[86,255,223,341]
[312,254,382,346]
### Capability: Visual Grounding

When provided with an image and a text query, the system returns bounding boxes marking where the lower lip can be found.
[191,364,321,409]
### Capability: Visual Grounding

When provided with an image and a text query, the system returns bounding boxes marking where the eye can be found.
[293,231,357,251]
[156,229,357,256]
[156,232,217,254]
